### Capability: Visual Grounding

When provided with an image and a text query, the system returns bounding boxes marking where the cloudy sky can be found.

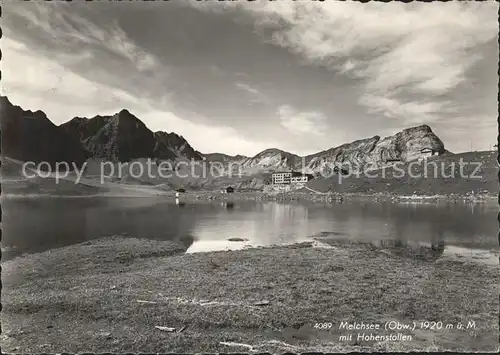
[2,1,498,156]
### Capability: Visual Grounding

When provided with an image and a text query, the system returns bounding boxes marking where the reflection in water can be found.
[220,201,235,210]
[379,238,446,261]
[1,198,198,259]
[187,202,311,252]
[1,199,89,258]
[1,198,497,261]
[260,203,309,245]
[186,239,254,253]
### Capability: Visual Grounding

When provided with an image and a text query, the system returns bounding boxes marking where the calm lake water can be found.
[1,197,498,260]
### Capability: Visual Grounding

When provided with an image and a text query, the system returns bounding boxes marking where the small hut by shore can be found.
[221,186,235,194]
[176,188,186,197]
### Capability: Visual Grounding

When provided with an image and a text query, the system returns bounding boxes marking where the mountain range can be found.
[0,96,447,176]
[60,110,204,163]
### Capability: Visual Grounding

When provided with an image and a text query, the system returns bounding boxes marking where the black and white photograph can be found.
[0,0,499,353]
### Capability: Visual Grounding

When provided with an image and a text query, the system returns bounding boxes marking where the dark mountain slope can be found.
[0,96,88,169]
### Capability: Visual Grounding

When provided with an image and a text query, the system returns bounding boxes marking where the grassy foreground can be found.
[1,236,499,353]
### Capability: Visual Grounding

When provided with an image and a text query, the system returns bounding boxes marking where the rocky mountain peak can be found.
[0,96,88,168]
[0,95,12,107]
[118,108,131,116]
[154,131,203,161]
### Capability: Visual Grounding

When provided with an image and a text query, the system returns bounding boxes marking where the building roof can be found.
[271,171,292,174]
[271,170,311,176]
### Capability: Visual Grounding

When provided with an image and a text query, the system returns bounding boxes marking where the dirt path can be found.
[304,185,328,194]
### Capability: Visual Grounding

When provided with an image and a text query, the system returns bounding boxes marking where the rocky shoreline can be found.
[3,189,495,205]
[172,190,496,204]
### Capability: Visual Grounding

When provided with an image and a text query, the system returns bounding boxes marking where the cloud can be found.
[4,2,162,74]
[3,1,496,155]
[106,24,162,72]
[278,105,327,136]
[138,109,277,156]
[358,95,456,124]
[228,1,498,124]
[0,37,143,122]
[1,37,274,157]
[234,82,269,104]
[235,82,260,96]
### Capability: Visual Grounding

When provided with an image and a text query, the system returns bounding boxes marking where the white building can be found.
[290,175,309,183]
[271,171,311,185]
[271,171,292,185]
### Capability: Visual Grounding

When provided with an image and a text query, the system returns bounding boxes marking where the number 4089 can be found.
[314,322,333,330]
